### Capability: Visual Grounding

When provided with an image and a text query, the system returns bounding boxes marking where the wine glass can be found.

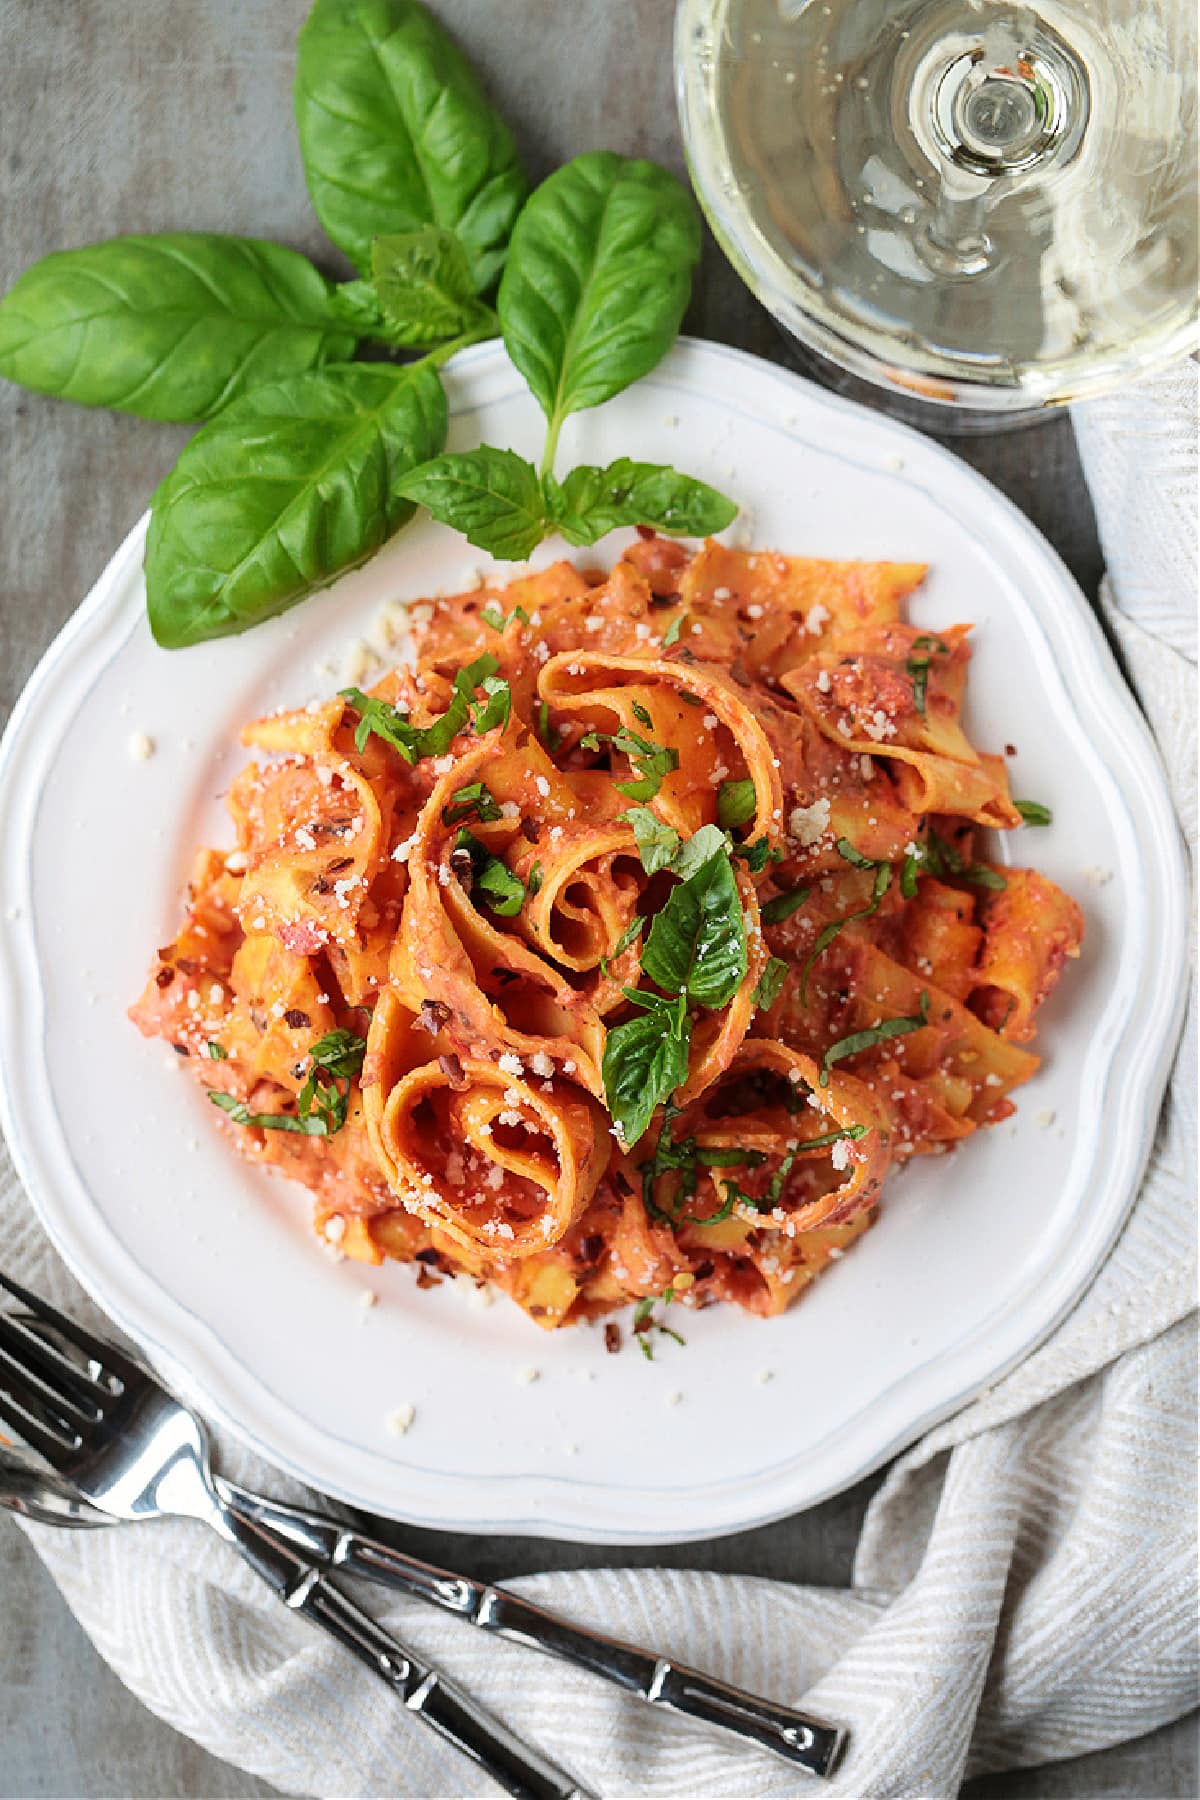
[676,0,1199,426]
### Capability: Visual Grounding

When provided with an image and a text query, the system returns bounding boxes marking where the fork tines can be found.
[0,1270,118,1461]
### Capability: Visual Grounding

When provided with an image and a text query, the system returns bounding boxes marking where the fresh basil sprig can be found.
[294,0,527,287]
[3,4,734,641]
[1015,799,1052,825]
[397,447,548,562]
[396,151,736,559]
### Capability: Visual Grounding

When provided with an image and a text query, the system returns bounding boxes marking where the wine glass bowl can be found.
[676,0,1199,420]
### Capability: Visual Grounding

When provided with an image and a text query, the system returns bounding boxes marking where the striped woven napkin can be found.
[4,358,1195,1798]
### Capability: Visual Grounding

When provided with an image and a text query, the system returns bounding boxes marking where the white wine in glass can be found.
[677,0,1199,419]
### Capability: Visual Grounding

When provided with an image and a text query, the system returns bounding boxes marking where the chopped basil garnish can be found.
[580,724,679,801]
[760,884,810,924]
[480,602,529,631]
[441,781,502,826]
[208,1025,366,1137]
[921,829,1008,891]
[1015,799,1052,826]
[717,777,756,830]
[906,634,948,717]
[964,864,1007,891]
[690,1182,740,1225]
[453,828,526,916]
[802,1123,869,1152]
[632,1286,686,1360]
[209,1092,330,1136]
[622,805,680,874]
[900,851,921,900]
[669,823,728,880]
[527,861,543,896]
[661,611,687,647]
[800,838,891,1001]
[621,810,726,881]
[536,700,561,753]
[601,990,691,1147]
[604,828,751,1142]
[820,992,930,1087]
[752,956,789,1011]
[638,1105,766,1226]
[732,836,779,873]
[641,846,747,1008]
[610,915,644,959]
[205,1041,228,1060]
[342,653,510,764]
[632,700,653,727]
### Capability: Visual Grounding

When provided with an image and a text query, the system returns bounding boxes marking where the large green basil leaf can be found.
[641,850,747,1009]
[294,0,527,286]
[550,458,737,545]
[497,153,701,454]
[0,234,357,422]
[145,361,446,647]
[397,447,548,561]
[602,993,691,1149]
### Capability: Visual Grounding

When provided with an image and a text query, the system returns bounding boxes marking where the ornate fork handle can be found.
[224,1485,844,1779]
[214,1501,591,1800]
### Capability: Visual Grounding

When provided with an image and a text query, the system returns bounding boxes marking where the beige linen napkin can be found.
[4,361,1196,1798]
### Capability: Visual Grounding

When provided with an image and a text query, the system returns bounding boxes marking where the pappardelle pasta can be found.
[132,536,1082,1332]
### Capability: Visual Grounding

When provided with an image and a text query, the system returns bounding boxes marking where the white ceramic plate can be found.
[0,339,1186,1544]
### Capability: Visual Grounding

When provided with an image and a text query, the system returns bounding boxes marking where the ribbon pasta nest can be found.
[133,536,1083,1332]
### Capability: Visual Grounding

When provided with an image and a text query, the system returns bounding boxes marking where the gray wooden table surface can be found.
[0,3,1194,1797]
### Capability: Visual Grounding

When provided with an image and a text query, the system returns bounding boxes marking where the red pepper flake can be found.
[416,999,451,1035]
[604,1322,622,1354]
[438,1052,468,1089]
[155,967,175,988]
[284,1008,310,1029]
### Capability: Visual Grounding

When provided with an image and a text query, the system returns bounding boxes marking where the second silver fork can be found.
[4,1309,846,1777]
[0,1270,588,1800]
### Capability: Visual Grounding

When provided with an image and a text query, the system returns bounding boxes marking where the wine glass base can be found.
[771,330,1057,438]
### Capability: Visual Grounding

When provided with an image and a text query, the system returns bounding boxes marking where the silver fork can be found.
[0,1269,588,1800]
[3,1307,846,1777]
